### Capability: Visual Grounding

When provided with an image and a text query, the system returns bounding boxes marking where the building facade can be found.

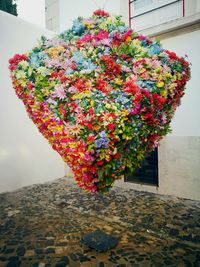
[117,0,200,200]
[45,0,200,200]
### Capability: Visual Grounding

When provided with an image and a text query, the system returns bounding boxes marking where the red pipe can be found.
[182,0,185,17]
[128,0,131,28]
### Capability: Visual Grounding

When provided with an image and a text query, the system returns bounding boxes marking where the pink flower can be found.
[68,86,78,93]
[53,84,66,100]
[151,59,161,69]
[94,30,109,41]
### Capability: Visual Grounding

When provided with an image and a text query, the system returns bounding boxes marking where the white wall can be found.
[160,29,200,136]
[0,11,65,193]
[59,0,121,32]
[45,0,60,32]
[17,0,46,28]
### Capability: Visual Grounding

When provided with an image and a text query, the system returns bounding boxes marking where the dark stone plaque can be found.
[82,230,119,252]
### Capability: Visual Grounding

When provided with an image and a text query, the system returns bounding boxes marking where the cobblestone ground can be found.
[0,177,200,267]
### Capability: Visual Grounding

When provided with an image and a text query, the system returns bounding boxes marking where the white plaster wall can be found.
[17,0,46,28]
[161,29,200,136]
[0,11,65,193]
[59,0,121,32]
[185,0,200,16]
[158,136,200,200]
[45,0,60,32]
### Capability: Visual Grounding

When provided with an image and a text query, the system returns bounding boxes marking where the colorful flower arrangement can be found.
[9,10,191,193]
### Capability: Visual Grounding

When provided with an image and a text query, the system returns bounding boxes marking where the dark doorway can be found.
[124,148,159,186]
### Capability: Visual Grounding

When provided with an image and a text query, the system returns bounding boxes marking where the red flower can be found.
[137,35,153,44]
[101,55,121,78]
[109,113,117,119]
[97,160,104,166]
[164,50,178,60]
[26,82,33,91]
[50,71,59,79]
[58,104,67,116]
[74,78,87,92]
[124,80,139,95]
[93,9,109,17]
[86,123,93,130]
[107,123,116,131]
[94,30,109,41]
[121,29,133,41]
[143,112,153,120]
[113,154,120,159]
[87,134,95,142]
[134,93,142,102]
[96,79,110,93]
[9,54,28,71]
[88,108,95,116]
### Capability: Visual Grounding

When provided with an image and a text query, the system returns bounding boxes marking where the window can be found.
[131,0,180,17]
[124,148,159,186]
[130,0,183,31]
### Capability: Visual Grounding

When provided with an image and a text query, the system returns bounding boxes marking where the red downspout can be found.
[182,0,185,17]
[128,0,131,28]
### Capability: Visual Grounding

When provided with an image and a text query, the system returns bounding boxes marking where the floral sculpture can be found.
[9,10,190,193]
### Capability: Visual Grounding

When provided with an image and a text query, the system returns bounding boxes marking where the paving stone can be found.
[16,246,26,256]
[60,256,69,264]
[55,261,67,267]
[5,248,15,254]
[45,239,54,246]
[0,256,7,261]
[24,250,35,257]
[0,177,199,267]
[45,247,55,254]
[69,253,79,261]
[6,259,20,267]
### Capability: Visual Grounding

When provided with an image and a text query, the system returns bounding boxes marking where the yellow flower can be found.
[112,105,118,111]
[165,72,172,79]
[168,83,177,90]
[122,109,129,116]
[93,125,101,131]
[105,103,111,109]
[18,60,29,69]
[16,70,26,79]
[155,67,162,74]
[156,81,164,88]
[115,78,123,85]
[46,46,65,58]
[84,90,91,98]
[105,154,111,161]
[69,143,77,149]
[177,73,181,80]
[72,92,84,100]
[161,90,167,97]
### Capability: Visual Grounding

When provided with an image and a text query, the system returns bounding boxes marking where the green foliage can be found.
[0,0,17,16]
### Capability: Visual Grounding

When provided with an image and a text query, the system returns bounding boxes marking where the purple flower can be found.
[95,132,109,148]
[99,131,106,138]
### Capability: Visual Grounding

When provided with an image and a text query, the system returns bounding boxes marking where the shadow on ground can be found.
[0,177,200,267]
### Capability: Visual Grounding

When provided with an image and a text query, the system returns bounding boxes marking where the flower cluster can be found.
[9,10,190,193]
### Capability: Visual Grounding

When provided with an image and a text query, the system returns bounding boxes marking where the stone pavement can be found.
[0,177,200,267]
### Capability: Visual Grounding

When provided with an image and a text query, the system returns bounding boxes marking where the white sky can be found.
[16,0,45,28]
